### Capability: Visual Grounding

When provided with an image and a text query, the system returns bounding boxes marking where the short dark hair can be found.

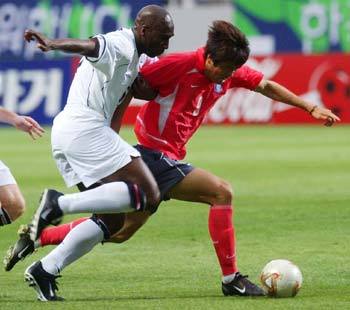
[205,20,250,67]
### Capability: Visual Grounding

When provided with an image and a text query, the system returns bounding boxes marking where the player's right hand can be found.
[24,29,52,52]
[14,115,45,140]
[310,106,340,127]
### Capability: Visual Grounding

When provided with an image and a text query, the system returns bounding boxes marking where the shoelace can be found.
[235,273,253,288]
[47,274,62,292]
[235,272,249,280]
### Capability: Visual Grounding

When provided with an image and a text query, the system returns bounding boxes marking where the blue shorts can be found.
[134,144,194,201]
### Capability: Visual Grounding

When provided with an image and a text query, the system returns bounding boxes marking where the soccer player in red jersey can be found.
[5,21,339,298]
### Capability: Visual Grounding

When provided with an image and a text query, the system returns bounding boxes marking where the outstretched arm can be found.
[24,29,99,57]
[0,107,44,140]
[256,79,340,126]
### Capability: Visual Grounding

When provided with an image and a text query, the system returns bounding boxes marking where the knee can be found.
[128,182,160,213]
[109,212,150,243]
[145,185,161,212]
[12,200,25,220]
[108,224,141,244]
[1,193,25,221]
[212,180,233,205]
[97,214,125,236]
[109,232,131,243]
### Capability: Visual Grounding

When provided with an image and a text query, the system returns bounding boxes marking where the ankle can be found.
[222,272,238,284]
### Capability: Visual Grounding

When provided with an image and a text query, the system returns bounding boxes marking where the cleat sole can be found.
[30,190,49,241]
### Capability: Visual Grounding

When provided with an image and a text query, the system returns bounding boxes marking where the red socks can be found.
[39,217,88,246]
[208,205,237,276]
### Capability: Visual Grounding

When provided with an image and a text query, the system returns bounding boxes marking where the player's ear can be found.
[205,54,215,68]
[140,25,148,37]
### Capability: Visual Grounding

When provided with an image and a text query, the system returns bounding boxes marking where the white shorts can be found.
[51,109,140,188]
[0,160,17,186]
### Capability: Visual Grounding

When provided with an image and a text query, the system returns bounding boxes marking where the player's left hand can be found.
[24,29,53,52]
[132,75,158,100]
[14,116,45,140]
[310,106,340,127]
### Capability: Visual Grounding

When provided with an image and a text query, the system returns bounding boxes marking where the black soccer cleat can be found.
[222,272,265,297]
[4,224,35,271]
[24,261,64,301]
[30,189,64,241]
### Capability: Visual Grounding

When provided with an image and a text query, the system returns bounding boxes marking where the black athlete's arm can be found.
[24,29,99,57]
[110,76,158,133]
[110,92,133,133]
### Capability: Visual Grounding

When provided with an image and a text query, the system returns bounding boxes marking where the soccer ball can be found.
[260,259,303,298]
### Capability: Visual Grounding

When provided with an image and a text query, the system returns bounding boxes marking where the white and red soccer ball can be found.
[260,259,303,298]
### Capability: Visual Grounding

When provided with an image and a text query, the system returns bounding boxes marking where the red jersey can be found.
[135,48,264,160]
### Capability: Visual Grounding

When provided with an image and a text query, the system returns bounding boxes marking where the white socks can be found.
[41,219,104,275]
[58,182,134,214]
[40,182,137,275]
[222,272,237,284]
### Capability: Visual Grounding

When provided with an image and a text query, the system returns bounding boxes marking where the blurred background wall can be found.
[1,0,349,125]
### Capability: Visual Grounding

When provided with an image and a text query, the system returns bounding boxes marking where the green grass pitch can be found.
[0,125,349,309]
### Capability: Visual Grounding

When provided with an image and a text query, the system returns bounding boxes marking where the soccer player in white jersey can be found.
[0,107,44,226]
[21,5,174,301]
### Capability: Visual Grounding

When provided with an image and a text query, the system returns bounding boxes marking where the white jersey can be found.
[52,28,142,187]
[65,28,139,124]
[0,160,16,186]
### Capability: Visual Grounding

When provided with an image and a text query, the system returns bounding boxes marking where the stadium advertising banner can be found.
[0,0,163,125]
[1,59,71,122]
[123,53,350,125]
[233,0,350,54]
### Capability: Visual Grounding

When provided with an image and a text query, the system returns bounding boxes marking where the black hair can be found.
[205,20,250,67]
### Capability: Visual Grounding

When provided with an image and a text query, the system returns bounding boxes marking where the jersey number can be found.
[193,95,203,116]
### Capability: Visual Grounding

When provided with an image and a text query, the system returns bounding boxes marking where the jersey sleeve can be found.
[139,53,194,95]
[85,33,125,79]
[227,65,264,90]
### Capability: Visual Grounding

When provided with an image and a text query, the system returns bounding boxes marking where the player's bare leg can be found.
[168,168,232,205]
[0,184,25,225]
[108,212,150,243]
[168,168,265,297]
